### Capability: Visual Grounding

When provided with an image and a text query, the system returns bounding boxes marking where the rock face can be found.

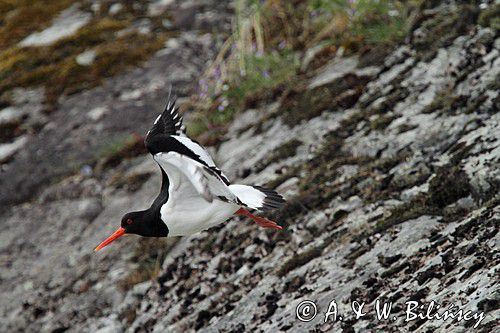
[0,0,232,332]
[0,1,498,333]
[19,5,92,47]
[126,3,499,332]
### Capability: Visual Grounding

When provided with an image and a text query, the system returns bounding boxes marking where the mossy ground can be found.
[478,3,500,32]
[0,1,171,106]
[96,133,147,172]
[0,0,77,49]
[412,4,479,62]
[254,139,302,172]
[278,73,371,127]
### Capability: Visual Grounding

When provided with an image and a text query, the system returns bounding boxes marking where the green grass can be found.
[224,51,299,105]
[186,0,417,142]
[310,0,415,48]
[96,133,146,171]
[478,3,500,32]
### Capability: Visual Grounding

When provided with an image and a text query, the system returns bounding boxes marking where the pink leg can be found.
[235,208,283,230]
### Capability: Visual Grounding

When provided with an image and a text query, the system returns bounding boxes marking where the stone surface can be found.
[0,1,231,213]
[0,136,28,163]
[0,1,498,333]
[124,3,499,333]
[76,49,97,66]
[19,5,91,47]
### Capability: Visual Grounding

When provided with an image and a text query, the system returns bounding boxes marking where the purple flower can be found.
[348,0,357,16]
[80,165,93,176]
[213,66,221,79]
[199,79,208,91]
[262,70,270,79]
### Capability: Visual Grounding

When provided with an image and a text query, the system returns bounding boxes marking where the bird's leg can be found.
[234,208,282,230]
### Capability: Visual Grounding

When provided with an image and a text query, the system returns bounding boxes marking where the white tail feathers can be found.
[229,184,286,211]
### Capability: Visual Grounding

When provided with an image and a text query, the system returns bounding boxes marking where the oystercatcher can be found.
[95,93,285,251]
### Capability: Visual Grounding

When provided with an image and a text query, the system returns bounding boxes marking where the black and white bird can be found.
[95,93,286,251]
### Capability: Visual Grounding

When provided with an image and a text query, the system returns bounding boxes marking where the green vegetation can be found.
[0,21,167,104]
[413,4,478,61]
[254,138,302,172]
[309,0,413,48]
[478,3,500,31]
[188,0,418,142]
[97,133,146,171]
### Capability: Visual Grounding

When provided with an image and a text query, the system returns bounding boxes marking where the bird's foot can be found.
[235,208,282,230]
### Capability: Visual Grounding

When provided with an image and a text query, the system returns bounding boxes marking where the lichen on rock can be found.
[0,1,498,332]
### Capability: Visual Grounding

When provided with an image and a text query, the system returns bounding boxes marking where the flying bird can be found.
[94,93,286,251]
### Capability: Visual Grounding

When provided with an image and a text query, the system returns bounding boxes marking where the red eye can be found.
[127,218,133,225]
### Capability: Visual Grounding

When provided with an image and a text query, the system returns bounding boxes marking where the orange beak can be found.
[94,227,125,252]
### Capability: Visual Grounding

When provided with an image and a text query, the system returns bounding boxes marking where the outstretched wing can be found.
[154,151,240,204]
[145,92,231,203]
[145,93,186,145]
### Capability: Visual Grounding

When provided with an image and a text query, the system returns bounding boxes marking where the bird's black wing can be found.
[144,93,184,206]
[144,91,231,186]
[144,93,186,154]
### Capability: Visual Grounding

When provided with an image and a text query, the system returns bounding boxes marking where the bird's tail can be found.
[229,184,286,211]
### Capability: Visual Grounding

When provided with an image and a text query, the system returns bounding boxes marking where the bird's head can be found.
[94,211,168,252]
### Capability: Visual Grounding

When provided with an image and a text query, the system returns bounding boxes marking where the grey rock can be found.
[87,106,109,122]
[76,50,97,66]
[0,107,21,126]
[1,2,498,333]
[0,136,28,163]
[108,3,124,16]
[20,5,91,47]
[148,0,175,16]
[308,56,359,89]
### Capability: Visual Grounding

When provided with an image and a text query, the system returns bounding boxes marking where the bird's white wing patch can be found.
[172,135,216,167]
[155,152,213,202]
[228,185,266,209]
[153,114,162,124]
[172,135,230,183]
[154,151,238,203]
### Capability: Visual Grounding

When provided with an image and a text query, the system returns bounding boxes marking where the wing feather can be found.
[144,89,231,200]
[154,152,239,204]
[144,93,185,152]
